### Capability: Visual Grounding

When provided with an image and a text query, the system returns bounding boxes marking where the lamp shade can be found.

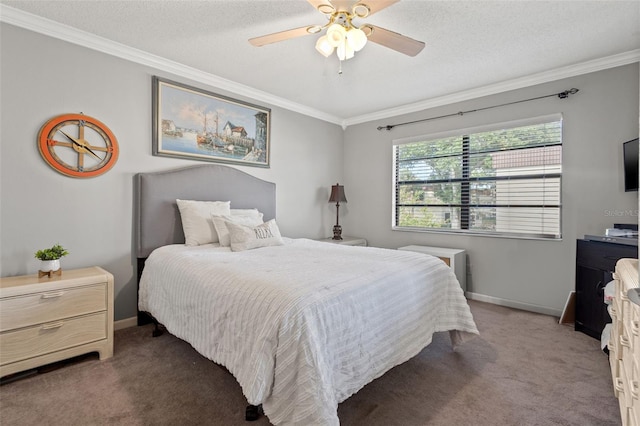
[329,183,347,203]
[326,24,347,47]
[336,41,354,60]
[346,27,367,51]
[315,35,334,57]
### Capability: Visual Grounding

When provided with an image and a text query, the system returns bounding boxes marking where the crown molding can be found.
[0,5,343,126]
[2,5,637,130]
[344,49,640,128]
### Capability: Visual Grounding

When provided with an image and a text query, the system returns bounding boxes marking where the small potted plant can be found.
[35,244,69,274]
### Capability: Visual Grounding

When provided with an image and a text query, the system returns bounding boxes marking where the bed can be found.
[135,164,479,426]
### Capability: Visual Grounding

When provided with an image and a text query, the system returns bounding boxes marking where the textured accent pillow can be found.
[211,214,264,247]
[227,219,284,252]
[176,199,231,246]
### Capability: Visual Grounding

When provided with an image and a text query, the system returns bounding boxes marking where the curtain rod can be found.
[377,88,579,131]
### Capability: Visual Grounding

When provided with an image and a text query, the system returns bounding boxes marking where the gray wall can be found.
[0,23,344,321]
[1,22,638,321]
[342,64,639,315]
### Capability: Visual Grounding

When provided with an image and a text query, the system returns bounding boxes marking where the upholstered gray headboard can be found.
[134,164,276,259]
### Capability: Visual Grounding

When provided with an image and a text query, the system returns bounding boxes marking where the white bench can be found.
[398,245,466,292]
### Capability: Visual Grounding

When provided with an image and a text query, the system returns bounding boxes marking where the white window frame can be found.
[392,114,563,240]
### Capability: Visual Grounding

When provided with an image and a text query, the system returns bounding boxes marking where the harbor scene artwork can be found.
[152,77,270,167]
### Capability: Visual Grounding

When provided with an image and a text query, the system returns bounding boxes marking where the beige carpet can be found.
[0,300,620,425]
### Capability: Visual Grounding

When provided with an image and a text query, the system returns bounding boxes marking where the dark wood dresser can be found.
[575,238,637,339]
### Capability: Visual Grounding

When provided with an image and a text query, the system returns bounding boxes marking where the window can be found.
[393,115,562,239]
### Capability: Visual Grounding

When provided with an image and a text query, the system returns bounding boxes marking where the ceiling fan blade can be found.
[307,0,337,14]
[249,26,315,47]
[364,24,425,56]
[355,0,400,16]
[307,0,400,16]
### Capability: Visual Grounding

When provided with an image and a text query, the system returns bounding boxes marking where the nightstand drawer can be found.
[0,283,106,332]
[0,312,107,366]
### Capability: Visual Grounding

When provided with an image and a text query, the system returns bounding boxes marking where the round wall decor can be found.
[37,113,119,178]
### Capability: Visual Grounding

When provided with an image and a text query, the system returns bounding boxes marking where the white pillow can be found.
[227,219,284,252]
[211,214,264,247]
[230,208,264,220]
[176,199,231,246]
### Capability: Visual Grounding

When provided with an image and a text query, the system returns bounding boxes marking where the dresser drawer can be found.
[0,312,107,366]
[621,361,634,409]
[632,382,640,426]
[612,353,621,398]
[0,283,106,332]
[577,240,637,271]
[610,315,623,361]
[632,304,640,360]
[623,330,635,385]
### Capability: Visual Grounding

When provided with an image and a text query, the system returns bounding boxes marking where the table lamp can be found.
[329,183,347,240]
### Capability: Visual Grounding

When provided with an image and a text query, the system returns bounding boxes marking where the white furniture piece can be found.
[398,245,466,292]
[317,236,368,246]
[0,266,114,378]
[609,258,639,426]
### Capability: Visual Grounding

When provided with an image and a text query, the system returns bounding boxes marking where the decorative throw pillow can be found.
[176,199,231,246]
[227,219,284,252]
[211,214,264,247]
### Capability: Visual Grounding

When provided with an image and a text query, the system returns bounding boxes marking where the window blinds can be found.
[393,115,562,239]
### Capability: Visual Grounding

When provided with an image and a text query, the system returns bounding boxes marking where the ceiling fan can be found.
[249,0,425,61]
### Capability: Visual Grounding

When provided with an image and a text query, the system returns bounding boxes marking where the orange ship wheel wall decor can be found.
[37,113,119,178]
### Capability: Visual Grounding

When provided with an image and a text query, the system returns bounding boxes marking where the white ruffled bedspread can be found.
[139,238,478,425]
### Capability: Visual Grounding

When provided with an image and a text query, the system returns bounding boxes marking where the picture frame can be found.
[152,76,270,168]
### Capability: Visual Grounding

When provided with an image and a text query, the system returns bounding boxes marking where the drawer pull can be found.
[632,381,639,399]
[632,321,640,336]
[41,291,65,299]
[621,335,631,347]
[616,378,625,393]
[41,321,64,330]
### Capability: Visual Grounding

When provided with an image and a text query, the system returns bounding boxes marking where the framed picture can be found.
[152,76,270,168]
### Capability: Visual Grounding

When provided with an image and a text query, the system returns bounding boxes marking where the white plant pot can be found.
[40,259,60,272]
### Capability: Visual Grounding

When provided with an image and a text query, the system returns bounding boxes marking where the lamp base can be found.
[332,224,343,240]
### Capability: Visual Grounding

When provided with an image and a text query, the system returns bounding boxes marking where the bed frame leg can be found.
[245,404,263,421]
[151,319,164,337]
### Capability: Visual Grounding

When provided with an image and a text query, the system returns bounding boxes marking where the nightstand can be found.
[0,266,114,378]
[318,236,368,247]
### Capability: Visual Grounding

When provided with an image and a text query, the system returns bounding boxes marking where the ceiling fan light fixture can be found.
[346,27,367,51]
[315,35,335,57]
[249,1,425,69]
[336,41,354,61]
[326,23,347,47]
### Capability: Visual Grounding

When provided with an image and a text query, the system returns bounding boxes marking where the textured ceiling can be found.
[2,0,639,124]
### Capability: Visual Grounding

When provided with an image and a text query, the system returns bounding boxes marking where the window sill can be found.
[392,226,562,241]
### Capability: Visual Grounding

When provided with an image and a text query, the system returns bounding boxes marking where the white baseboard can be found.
[114,316,137,331]
[466,292,562,317]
